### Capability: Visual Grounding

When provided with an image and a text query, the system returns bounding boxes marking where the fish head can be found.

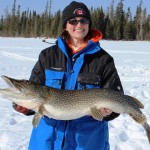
[0,75,47,109]
[1,75,40,95]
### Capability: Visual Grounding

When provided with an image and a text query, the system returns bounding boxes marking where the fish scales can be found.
[0,75,150,143]
[50,88,141,115]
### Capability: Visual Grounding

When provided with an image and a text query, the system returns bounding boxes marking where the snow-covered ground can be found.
[0,37,150,150]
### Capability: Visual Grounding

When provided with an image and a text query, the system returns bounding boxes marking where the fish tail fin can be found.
[142,122,150,143]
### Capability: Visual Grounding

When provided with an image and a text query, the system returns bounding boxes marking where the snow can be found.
[0,37,150,150]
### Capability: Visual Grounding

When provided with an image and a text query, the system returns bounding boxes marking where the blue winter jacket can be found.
[28,35,123,150]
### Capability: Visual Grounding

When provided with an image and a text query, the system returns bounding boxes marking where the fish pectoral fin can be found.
[38,105,45,116]
[32,112,42,128]
[32,105,45,127]
[90,107,104,121]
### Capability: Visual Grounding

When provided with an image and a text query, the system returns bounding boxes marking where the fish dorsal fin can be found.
[127,95,144,109]
[90,107,103,120]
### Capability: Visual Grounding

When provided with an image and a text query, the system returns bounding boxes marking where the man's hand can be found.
[99,108,112,117]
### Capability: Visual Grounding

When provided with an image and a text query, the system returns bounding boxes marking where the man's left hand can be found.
[99,108,112,117]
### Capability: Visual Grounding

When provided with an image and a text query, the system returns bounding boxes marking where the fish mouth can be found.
[1,75,23,91]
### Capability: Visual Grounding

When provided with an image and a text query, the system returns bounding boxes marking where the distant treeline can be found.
[0,0,150,40]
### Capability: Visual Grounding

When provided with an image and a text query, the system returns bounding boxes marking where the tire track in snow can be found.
[107,50,150,55]
[0,51,37,62]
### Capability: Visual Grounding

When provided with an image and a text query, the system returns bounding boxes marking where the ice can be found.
[0,38,150,149]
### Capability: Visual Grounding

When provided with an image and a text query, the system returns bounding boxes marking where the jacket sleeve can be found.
[102,55,124,121]
[29,51,46,85]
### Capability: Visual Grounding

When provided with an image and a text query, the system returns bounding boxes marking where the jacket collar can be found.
[57,29,102,57]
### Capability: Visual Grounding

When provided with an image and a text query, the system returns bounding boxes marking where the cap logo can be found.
[73,8,86,15]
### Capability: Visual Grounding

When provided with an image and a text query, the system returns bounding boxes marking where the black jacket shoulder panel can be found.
[29,45,58,85]
[29,45,67,85]
[40,45,58,55]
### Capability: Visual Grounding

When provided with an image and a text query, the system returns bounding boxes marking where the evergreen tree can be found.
[36,14,42,37]
[46,0,53,37]
[143,14,150,40]
[124,7,133,40]
[16,5,21,36]
[91,7,105,35]
[114,0,124,40]
[43,0,49,36]
[20,11,28,36]
[28,11,33,36]
[25,8,31,37]
[0,15,4,35]
[109,0,115,25]
[142,8,149,40]
[134,0,143,40]
[50,10,62,37]
[11,0,17,36]
[105,17,114,39]
[4,6,11,36]
[105,0,115,39]
[32,11,37,36]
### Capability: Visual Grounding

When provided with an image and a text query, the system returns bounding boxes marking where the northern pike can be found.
[0,75,150,143]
